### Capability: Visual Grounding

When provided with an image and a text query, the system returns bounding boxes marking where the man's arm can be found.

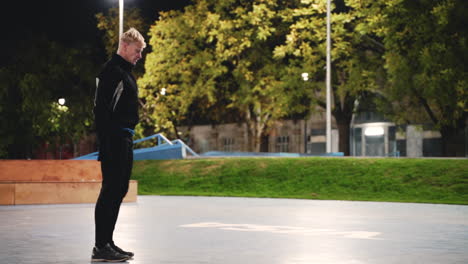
[94,69,123,136]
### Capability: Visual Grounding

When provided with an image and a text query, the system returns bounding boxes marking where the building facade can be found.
[180,111,452,157]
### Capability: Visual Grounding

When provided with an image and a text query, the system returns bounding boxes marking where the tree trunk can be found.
[440,125,465,157]
[332,90,354,156]
[254,134,261,152]
[245,122,268,152]
[246,109,268,152]
[334,113,352,156]
[254,119,265,152]
[260,133,269,152]
[336,121,350,156]
[251,122,263,152]
[245,122,255,152]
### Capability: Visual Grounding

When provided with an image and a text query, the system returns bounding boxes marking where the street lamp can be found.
[302,73,309,153]
[58,98,66,106]
[119,0,124,39]
[326,0,332,153]
[57,97,66,160]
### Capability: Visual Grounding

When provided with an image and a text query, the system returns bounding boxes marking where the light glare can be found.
[364,127,384,136]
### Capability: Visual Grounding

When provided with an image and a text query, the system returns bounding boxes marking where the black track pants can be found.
[95,134,133,247]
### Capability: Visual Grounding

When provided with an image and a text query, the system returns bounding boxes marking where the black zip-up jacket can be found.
[94,54,139,138]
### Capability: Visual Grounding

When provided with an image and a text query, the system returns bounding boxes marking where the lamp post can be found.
[302,73,309,153]
[57,98,66,159]
[119,0,124,39]
[326,0,332,153]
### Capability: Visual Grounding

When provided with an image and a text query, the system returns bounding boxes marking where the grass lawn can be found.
[132,157,468,205]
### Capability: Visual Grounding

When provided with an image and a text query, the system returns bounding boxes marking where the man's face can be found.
[122,41,145,65]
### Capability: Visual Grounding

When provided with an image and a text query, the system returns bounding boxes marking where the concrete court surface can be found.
[0,196,467,264]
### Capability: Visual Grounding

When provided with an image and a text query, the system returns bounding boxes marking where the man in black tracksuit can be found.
[92,28,145,263]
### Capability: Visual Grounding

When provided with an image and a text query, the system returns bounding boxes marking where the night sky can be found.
[2,0,191,59]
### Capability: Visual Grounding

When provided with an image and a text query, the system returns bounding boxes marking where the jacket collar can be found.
[112,53,134,73]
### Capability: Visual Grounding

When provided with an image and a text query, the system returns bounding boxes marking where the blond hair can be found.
[120,27,146,48]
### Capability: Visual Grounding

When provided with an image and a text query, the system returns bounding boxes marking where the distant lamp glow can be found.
[364,127,384,136]
[301,72,309,81]
[58,98,66,106]
[160,88,166,95]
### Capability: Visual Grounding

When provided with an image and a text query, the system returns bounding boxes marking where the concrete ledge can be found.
[6,181,137,205]
[0,184,15,205]
[0,160,102,182]
[0,160,138,205]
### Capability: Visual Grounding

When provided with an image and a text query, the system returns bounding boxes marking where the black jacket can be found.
[94,54,139,137]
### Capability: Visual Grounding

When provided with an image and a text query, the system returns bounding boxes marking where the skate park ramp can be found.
[74,133,343,160]
[74,133,199,160]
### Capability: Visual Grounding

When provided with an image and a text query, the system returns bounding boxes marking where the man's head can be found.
[117,28,146,65]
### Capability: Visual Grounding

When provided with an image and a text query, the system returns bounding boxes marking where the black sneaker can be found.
[91,243,130,262]
[110,242,134,258]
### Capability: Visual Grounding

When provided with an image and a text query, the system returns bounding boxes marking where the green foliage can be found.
[368,0,468,155]
[133,0,466,155]
[139,7,216,137]
[0,37,96,158]
[274,0,387,154]
[139,0,308,150]
[133,157,468,205]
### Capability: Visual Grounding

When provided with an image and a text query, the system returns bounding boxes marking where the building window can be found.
[276,136,290,152]
[352,127,362,156]
[308,143,325,155]
[423,138,442,157]
[199,139,210,153]
[311,129,325,136]
[222,137,235,152]
[307,129,326,154]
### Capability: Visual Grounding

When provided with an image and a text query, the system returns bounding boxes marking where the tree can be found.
[369,0,468,156]
[138,4,225,139]
[0,36,96,158]
[140,0,308,151]
[207,0,304,151]
[274,0,385,155]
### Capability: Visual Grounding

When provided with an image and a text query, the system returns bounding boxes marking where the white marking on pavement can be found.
[180,222,381,240]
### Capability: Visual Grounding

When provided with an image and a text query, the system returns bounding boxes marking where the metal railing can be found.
[133,133,199,157]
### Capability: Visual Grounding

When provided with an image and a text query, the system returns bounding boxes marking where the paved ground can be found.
[1,196,467,264]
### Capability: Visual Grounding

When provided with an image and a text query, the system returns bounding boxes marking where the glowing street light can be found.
[58,98,66,106]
